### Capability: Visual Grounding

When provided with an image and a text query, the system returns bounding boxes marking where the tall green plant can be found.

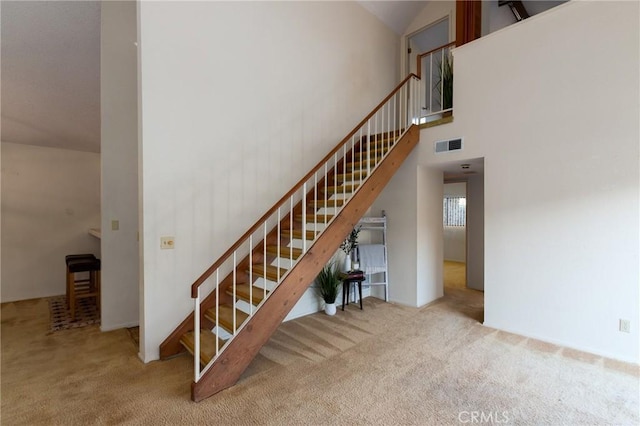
[315,262,341,304]
[434,51,453,110]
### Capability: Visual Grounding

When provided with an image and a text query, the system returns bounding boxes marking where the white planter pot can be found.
[324,303,337,316]
[343,255,352,272]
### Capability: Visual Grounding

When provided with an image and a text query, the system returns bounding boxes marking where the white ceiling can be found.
[1,1,101,153]
[357,1,428,35]
[438,157,485,180]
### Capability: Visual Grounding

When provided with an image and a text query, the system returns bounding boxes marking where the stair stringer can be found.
[191,124,419,402]
[159,156,344,360]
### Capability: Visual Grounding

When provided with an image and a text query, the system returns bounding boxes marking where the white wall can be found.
[371,147,444,308]
[138,2,400,361]
[443,227,465,262]
[466,174,484,290]
[100,1,139,331]
[1,142,100,301]
[418,1,639,362]
[372,154,419,306]
[444,181,466,197]
[416,165,444,306]
[443,182,466,262]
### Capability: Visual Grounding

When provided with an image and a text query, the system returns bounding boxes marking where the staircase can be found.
[160,74,422,402]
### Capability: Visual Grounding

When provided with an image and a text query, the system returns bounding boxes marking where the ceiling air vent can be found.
[435,138,463,153]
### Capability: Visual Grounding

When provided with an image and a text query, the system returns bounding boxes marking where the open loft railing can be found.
[189,74,422,383]
[416,41,456,124]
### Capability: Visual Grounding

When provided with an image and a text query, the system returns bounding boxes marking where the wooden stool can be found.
[65,254,96,307]
[66,257,101,320]
[341,271,365,311]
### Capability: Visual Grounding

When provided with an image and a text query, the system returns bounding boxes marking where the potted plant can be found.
[315,262,341,316]
[434,51,453,111]
[340,226,361,271]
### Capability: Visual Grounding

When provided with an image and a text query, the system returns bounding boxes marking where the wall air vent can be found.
[435,137,463,153]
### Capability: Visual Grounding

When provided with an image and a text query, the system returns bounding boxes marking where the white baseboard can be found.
[101,321,139,332]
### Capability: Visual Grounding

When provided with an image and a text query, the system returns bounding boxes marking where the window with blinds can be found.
[443,196,466,227]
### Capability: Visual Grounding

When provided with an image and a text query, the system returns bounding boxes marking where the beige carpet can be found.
[444,261,466,289]
[2,290,638,425]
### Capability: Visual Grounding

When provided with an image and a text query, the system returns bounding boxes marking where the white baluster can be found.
[233,251,236,333]
[194,287,200,382]
[367,120,371,176]
[440,48,444,112]
[302,184,307,252]
[277,208,281,283]
[323,164,327,219]
[215,269,219,354]
[249,236,253,316]
[333,152,344,216]
[430,53,433,113]
[289,196,293,265]
[263,222,267,300]
[342,146,346,201]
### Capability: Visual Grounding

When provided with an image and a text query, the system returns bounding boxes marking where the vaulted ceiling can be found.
[357,1,428,35]
[1,1,101,153]
[0,1,428,154]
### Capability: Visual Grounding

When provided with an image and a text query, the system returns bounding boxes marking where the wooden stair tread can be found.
[205,304,249,333]
[324,183,359,195]
[181,330,225,366]
[281,229,317,240]
[309,198,345,208]
[363,137,396,145]
[351,149,387,159]
[266,245,303,259]
[346,158,379,169]
[294,213,334,223]
[337,170,367,182]
[249,264,288,281]
[228,284,269,305]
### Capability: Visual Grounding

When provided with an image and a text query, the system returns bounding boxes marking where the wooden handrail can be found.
[416,41,457,79]
[191,73,419,297]
[417,41,457,60]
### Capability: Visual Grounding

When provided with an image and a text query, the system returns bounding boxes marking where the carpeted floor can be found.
[444,260,466,289]
[2,289,638,425]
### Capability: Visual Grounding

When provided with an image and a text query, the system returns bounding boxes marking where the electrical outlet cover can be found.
[619,319,631,333]
[160,236,175,249]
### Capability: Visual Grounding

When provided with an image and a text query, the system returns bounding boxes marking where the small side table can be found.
[341,271,366,311]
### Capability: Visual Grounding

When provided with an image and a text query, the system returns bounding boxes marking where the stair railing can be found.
[416,41,456,124]
[191,74,421,382]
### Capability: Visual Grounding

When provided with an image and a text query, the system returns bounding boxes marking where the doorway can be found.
[407,17,450,75]
[439,156,485,294]
[443,182,467,289]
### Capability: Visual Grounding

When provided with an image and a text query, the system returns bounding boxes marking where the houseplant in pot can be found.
[315,261,341,316]
[434,50,453,111]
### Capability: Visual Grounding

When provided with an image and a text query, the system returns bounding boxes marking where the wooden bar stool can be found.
[65,254,96,308]
[341,270,366,311]
[66,256,101,320]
